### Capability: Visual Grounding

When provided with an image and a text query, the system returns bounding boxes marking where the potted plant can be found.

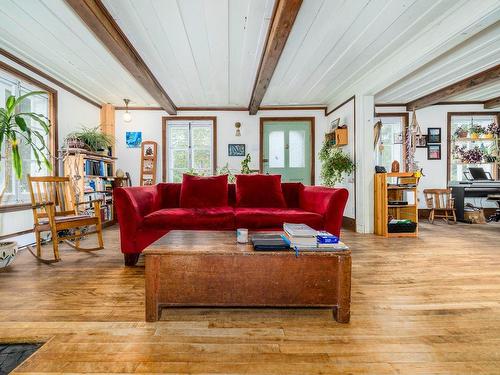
[65,126,112,153]
[241,153,252,174]
[453,125,468,139]
[0,91,51,268]
[486,122,499,138]
[469,124,485,139]
[461,146,484,164]
[319,139,355,187]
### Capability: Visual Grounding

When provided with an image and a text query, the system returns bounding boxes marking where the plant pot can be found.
[457,131,468,138]
[0,241,18,268]
[484,133,494,139]
[470,133,479,139]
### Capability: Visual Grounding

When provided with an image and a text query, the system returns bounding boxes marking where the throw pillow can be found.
[235,174,286,208]
[180,174,228,208]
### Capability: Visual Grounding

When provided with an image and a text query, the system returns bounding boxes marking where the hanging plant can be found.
[469,124,485,139]
[319,139,355,187]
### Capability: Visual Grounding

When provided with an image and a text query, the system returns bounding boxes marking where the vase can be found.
[470,133,479,139]
[0,241,18,268]
[484,133,494,139]
[457,131,468,138]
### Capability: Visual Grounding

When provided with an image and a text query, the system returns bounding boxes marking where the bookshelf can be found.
[374,172,419,238]
[61,149,118,227]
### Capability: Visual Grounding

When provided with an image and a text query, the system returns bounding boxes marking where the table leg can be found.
[145,255,161,322]
[333,255,351,323]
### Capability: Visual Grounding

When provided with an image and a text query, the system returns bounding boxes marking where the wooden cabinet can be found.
[326,127,348,147]
[374,172,419,237]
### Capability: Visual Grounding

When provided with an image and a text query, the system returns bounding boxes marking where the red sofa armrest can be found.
[300,186,349,237]
[114,186,159,252]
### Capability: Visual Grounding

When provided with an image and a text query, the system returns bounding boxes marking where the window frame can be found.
[374,112,409,171]
[446,111,500,182]
[162,116,217,182]
[0,62,57,209]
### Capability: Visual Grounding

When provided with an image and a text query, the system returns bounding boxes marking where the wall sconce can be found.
[235,122,241,136]
[123,98,132,123]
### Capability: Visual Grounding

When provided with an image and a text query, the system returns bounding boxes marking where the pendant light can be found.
[123,99,132,123]
[235,122,241,136]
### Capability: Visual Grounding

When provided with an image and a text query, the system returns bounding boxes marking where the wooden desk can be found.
[143,230,352,323]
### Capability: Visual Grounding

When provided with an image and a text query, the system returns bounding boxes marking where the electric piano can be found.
[449,180,500,221]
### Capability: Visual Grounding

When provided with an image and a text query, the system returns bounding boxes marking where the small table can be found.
[143,231,351,323]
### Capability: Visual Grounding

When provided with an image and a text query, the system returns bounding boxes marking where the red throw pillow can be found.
[235,174,286,208]
[180,174,228,208]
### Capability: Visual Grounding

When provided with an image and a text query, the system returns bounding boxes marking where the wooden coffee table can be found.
[143,230,351,323]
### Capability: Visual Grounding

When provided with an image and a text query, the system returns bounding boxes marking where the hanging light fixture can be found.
[123,98,132,123]
[235,122,241,136]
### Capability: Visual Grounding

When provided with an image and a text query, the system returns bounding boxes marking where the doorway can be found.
[260,117,315,185]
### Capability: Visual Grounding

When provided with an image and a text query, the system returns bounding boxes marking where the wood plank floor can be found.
[1,222,499,374]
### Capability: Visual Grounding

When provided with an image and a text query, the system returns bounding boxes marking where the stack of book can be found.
[283,223,349,251]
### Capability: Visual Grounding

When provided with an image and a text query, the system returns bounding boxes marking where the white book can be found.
[283,223,317,237]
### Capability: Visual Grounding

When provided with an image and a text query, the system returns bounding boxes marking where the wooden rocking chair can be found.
[423,188,457,224]
[27,175,104,263]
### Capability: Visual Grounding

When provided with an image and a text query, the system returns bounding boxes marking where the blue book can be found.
[317,231,339,244]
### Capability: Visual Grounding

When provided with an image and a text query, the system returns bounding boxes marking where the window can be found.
[449,113,499,182]
[375,114,407,171]
[0,71,51,205]
[166,119,214,182]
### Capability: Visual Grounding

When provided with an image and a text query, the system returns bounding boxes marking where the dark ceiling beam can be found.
[248,0,303,115]
[484,96,500,109]
[65,0,177,114]
[406,64,500,111]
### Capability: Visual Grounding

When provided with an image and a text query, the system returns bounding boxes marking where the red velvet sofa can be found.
[115,181,348,266]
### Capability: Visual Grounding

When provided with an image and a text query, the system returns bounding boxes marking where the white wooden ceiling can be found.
[0,0,498,109]
[264,0,500,108]
[103,0,274,107]
[0,0,157,106]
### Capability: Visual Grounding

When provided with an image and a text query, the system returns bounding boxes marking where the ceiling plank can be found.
[65,0,177,114]
[484,96,500,109]
[406,64,500,111]
[248,0,303,115]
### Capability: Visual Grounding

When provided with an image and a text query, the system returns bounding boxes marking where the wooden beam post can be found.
[484,96,500,109]
[248,0,302,115]
[65,0,177,115]
[406,64,500,111]
[100,104,115,156]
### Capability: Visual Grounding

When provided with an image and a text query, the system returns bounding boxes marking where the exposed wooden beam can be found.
[406,64,500,111]
[65,0,177,114]
[248,0,302,115]
[484,96,500,109]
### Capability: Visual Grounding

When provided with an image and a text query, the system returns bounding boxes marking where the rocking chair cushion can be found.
[38,214,93,225]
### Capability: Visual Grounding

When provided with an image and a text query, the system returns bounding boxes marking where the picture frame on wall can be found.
[126,132,142,148]
[427,128,441,143]
[330,118,340,131]
[427,144,441,160]
[415,134,427,148]
[228,144,245,156]
[393,132,403,144]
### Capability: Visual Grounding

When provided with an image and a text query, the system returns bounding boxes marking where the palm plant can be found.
[0,91,51,200]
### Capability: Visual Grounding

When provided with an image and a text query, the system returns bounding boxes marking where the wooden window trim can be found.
[259,116,315,185]
[374,112,409,170]
[446,111,500,182]
[0,61,58,211]
[161,116,217,182]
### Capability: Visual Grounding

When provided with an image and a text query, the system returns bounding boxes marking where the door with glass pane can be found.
[375,115,407,171]
[167,120,213,182]
[262,120,312,184]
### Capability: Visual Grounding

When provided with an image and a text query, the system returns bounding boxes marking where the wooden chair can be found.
[27,175,104,263]
[423,189,457,224]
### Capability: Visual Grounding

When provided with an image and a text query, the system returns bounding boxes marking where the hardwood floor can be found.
[1,222,499,374]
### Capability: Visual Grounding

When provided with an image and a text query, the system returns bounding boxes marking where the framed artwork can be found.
[143,144,155,157]
[427,128,441,143]
[126,132,142,148]
[427,144,441,160]
[415,134,427,148]
[394,132,403,144]
[228,144,245,156]
[330,118,340,131]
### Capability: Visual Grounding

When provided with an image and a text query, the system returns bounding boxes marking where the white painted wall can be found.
[114,109,328,186]
[375,103,498,208]
[325,98,355,219]
[0,55,101,238]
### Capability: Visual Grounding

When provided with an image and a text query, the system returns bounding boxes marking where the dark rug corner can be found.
[0,344,42,375]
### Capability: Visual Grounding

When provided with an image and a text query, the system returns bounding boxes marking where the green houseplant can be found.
[319,139,355,187]
[1,91,52,268]
[65,126,112,152]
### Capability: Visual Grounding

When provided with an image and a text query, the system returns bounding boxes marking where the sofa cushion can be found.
[235,208,323,230]
[235,174,286,208]
[143,207,234,230]
[180,174,228,208]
